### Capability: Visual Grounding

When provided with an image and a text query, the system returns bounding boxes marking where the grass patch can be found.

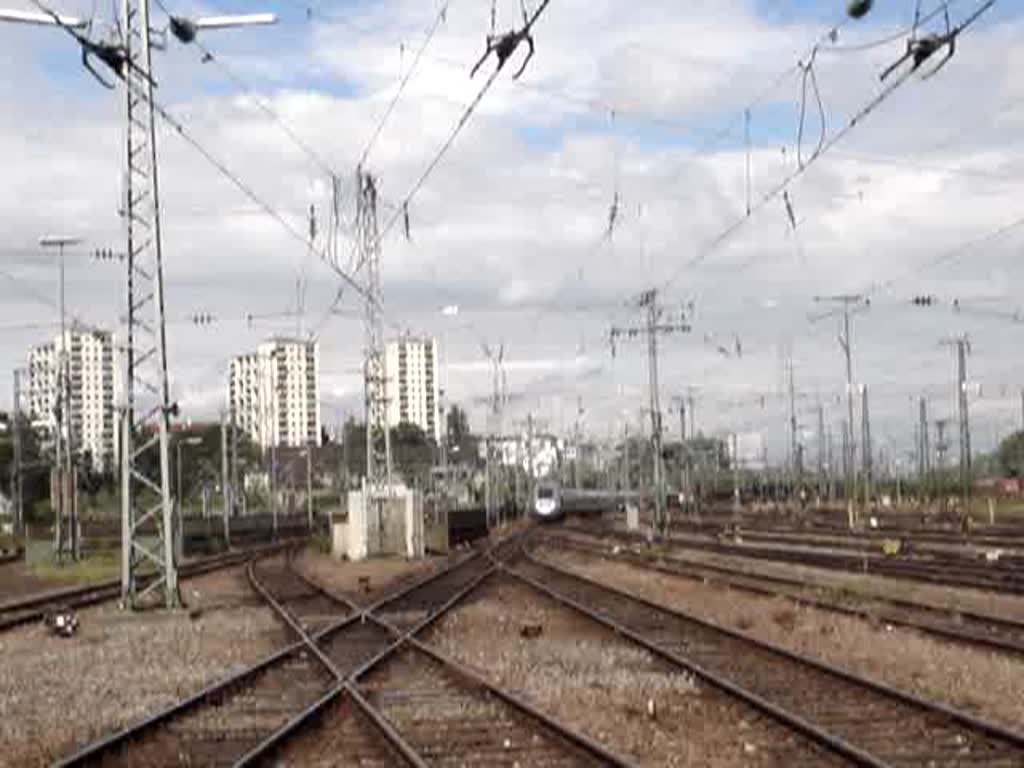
[308,533,332,555]
[30,550,120,585]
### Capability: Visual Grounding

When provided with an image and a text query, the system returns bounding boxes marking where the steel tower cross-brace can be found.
[609,288,690,536]
[119,0,178,610]
[358,169,393,534]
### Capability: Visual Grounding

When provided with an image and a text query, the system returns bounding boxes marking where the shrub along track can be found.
[505,538,1024,768]
[545,528,1024,657]
[55,530,630,767]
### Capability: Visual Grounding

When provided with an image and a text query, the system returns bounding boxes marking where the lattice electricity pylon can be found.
[118,0,179,610]
[0,2,274,609]
[357,169,393,501]
[609,288,690,536]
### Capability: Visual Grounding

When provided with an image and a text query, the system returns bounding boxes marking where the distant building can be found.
[385,335,439,443]
[28,328,118,472]
[229,338,320,449]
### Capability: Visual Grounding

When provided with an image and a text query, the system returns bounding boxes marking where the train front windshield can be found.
[537,487,555,500]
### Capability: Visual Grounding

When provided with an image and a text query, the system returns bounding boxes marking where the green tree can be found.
[997,431,1024,477]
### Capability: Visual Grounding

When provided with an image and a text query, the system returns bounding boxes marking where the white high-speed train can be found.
[532,481,564,521]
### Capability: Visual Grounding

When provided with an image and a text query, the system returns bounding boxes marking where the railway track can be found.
[509,548,1024,767]
[245,531,628,766]
[585,518,1024,595]
[58,528,626,766]
[545,530,1024,657]
[0,541,296,632]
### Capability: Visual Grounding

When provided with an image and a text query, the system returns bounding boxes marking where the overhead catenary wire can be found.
[654,0,996,302]
[356,0,453,170]
[377,0,556,244]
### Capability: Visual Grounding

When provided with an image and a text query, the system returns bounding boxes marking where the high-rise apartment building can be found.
[28,328,117,472]
[229,338,321,448]
[385,335,439,443]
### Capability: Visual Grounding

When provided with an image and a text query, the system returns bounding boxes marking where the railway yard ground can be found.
[2,511,1024,766]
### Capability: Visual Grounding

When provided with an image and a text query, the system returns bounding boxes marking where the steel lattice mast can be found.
[119,0,178,609]
[358,169,393,508]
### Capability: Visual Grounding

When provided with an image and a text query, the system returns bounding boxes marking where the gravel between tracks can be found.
[597,523,1024,621]
[539,545,1024,730]
[426,576,845,767]
[0,566,283,767]
[295,549,445,601]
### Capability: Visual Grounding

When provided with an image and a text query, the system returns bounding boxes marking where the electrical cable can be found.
[377,0,556,244]
[356,0,452,170]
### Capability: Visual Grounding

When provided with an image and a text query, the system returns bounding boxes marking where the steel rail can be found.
[0,540,298,632]
[234,556,500,766]
[513,546,1024,764]
[244,558,429,767]
[547,530,1024,657]
[53,542,484,766]
[242,534,635,768]
[591,519,1024,594]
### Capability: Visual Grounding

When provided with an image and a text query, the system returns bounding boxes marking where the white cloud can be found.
[0,0,1022,463]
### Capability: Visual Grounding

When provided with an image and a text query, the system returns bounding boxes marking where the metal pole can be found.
[484,436,492,527]
[621,420,630,492]
[221,411,231,548]
[842,306,856,528]
[59,243,79,561]
[731,432,740,510]
[12,369,24,539]
[817,402,825,500]
[788,354,799,488]
[643,293,667,536]
[306,443,314,530]
[919,396,929,492]
[176,439,183,516]
[270,443,277,538]
[957,337,971,512]
[230,405,239,516]
[861,384,872,510]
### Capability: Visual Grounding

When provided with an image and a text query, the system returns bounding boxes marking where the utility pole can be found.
[816,402,826,501]
[935,418,950,494]
[918,396,929,493]
[230,406,239,516]
[11,369,24,539]
[0,0,274,610]
[674,396,690,510]
[621,420,631,492]
[787,353,800,488]
[526,411,536,499]
[306,442,314,530]
[813,294,867,529]
[572,396,584,489]
[40,235,81,561]
[731,432,741,510]
[220,411,231,548]
[482,343,506,526]
[841,420,850,495]
[861,385,872,509]
[609,289,689,536]
[941,335,972,511]
[269,443,277,537]
[358,170,393,532]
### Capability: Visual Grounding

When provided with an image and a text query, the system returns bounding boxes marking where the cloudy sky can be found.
[2,0,1023,470]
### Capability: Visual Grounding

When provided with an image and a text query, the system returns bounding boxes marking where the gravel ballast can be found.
[539,545,1024,730]
[426,576,846,767]
[0,566,283,766]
